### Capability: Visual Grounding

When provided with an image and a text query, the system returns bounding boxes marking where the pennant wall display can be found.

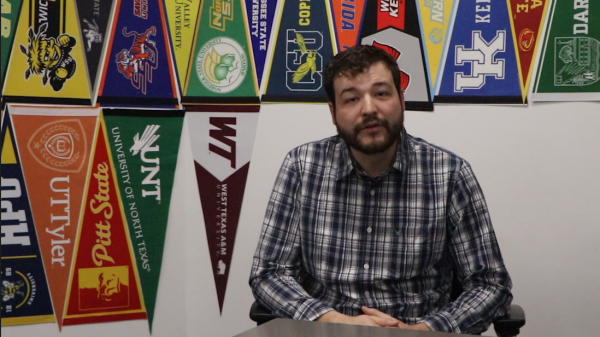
[532,0,599,101]
[1,0,23,92]
[186,108,259,313]
[360,0,434,111]
[9,106,99,330]
[330,0,366,53]
[262,0,336,103]
[98,0,180,107]
[1,109,55,326]
[164,0,202,90]
[436,0,522,103]
[103,108,184,331]
[62,117,147,326]
[184,0,259,104]
[3,0,92,105]
[245,0,277,89]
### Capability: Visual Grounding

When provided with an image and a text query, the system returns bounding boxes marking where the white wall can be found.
[3,101,599,337]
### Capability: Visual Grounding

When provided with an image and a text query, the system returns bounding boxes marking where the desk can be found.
[235,319,480,337]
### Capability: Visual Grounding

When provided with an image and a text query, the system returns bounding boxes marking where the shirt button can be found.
[367,227,372,233]
[365,291,370,296]
[364,263,369,270]
[370,189,375,196]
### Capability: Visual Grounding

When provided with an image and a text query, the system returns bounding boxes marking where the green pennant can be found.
[103,109,184,332]
[1,0,23,91]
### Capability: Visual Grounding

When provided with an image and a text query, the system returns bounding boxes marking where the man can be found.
[249,45,512,334]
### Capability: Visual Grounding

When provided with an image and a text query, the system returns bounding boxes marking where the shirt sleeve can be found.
[249,151,334,321]
[421,160,513,334]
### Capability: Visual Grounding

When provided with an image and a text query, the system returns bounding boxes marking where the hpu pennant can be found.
[1,108,55,326]
[98,0,180,107]
[10,106,99,330]
[436,0,522,104]
[1,0,24,93]
[103,108,184,332]
[3,0,92,105]
[245,0,277,89]
[186,109,259,314]
[330,0,367,52]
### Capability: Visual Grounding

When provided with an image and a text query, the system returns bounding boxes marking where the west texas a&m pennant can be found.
[186,109,259,313]
[330,0,366,52]
[62,117,146,326]
[1,109,54,326]
[532,0,599,101]
[245,0,277,89]
[1,0,23,93]
[104,108,184,331]
[9,106,99,330]
[3,0,92,105]
[436,0,522,104]
[262,0,336,103]
[361,0,433,111]
[98,0,179,107]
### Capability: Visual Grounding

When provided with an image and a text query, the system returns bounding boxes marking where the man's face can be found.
[329,62,405,155]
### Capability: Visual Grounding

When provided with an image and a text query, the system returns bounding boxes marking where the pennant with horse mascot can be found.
[330,0,367,52]
[104,108,184,331]
[62,115,146,326]
[186,107,259,314]
[436,0,522,103]
[184,0,259,105]
[532,0,599,101]
[245,0,278,89]
[360,0,434,111]
[1,0,24,93]
[262,0,336,103]
[9,106,99,330]
[3,0,92,105]
[98,0,179,107]
[1,109,54,326]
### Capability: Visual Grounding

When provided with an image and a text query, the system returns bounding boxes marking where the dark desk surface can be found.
[235,319,473,337]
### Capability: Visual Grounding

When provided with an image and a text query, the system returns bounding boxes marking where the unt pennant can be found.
[98,0,180,107]
[103,108,184,332]
[186,111,259,313]
[184,0,259,104]
[1,109,54,326]
[62,117,146,326]
[532,0,599,101]
[361,0,434,111]
[10,106,99,330]
[330,0,367,52]
[245,0,277,89]
[436,0,522,104]
[1,0,24,92]
[74,0,116,99]
[3,0,92,105]
[164,0,202,90]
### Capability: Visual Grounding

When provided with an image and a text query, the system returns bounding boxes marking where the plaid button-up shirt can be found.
[249,130,512,334]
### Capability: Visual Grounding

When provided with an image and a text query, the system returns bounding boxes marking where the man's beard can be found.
[336,113,403,155]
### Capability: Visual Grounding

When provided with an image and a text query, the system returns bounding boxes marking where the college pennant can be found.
[245,0,277,89]
[330,0,367,52]
[98,0,180,107]
[435,0,522,104]
[262,0,336,103]
[186,108,259,313]
[3,0,92,105]
[361,0,434,111]
[1,109,55,326]
[1,0,24,93]
[183,0,259,105]
[62,117,146,326]
[532,0,599,101]
[103,108,184,331]
[9,106,99,330]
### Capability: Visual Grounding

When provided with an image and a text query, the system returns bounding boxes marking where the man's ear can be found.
[328,102,337,125]
[399,90,406,111]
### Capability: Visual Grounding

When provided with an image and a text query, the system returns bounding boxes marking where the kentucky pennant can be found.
[436,0,522,103]
[103,108,183,331]
[532,0,599,101]
[330,0,366,52]
[98,0,179,107]
[63,117,146,326]
[361,0,433,111]
[75,0,116,99]
[184,0,259,104]
[262,0,336,103]
[1,0,23,92]
[1,109,55,326]
[186,109,259,314]
[164,0,202,90]
[3,0,92,105]
[245,0,277,89]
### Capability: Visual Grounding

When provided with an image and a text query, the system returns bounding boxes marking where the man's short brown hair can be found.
[324,45,401,105]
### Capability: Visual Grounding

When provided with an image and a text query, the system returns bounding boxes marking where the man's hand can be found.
[361,306,431,331]
[317,310,398,327]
